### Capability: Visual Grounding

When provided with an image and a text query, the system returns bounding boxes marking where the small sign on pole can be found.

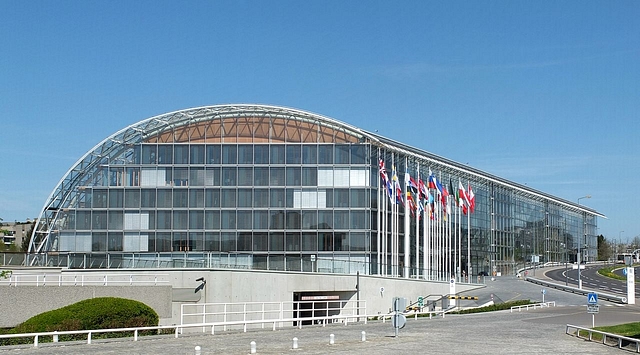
[587,293,598,305]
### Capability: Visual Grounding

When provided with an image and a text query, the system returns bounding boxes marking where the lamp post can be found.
[619,231,624,258]
[577,195,591,289]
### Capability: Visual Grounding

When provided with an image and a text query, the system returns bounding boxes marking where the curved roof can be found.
[29,104,382,252]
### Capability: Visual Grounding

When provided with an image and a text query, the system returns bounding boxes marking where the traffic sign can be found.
[587,293,598,305]
[587,304,600,314]
[392,313,406,329]
[623,268,628,275]
[418,296,424,307]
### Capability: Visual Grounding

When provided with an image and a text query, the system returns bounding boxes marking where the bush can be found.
[1,297,158,345]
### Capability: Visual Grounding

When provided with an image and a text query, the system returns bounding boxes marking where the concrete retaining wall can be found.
[0,285,172,327]
[0,267,483,327]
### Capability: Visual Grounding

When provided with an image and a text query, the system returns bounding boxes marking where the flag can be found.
[428,169,437,190]
[468,184,476,214]
[458,180,470,215]
[409,176,419,195]
[449,178,459,207]
[392,165,403,205]
[378,159,393,200]
[405,171,415,213]
[440,179,449,205]
[418,178,429,200]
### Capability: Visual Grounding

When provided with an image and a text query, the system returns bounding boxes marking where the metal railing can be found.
[510,301,556,312]
[181,299,366,331]
[0,273,169,287]
[0,309,427,349]
[566,324,640,352]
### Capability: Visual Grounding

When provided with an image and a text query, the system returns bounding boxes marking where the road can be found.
[544,263,640,297]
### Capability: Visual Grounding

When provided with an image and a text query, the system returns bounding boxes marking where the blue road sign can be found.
[587,292,598,305]
[623,268,628,276]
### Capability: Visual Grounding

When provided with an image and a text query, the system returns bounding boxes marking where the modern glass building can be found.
[28,104,604,278]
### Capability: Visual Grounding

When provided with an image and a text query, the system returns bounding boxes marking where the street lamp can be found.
[576,195,591,289]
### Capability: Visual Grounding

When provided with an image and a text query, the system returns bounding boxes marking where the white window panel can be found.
[318,190,327,208]
[59,232,75,252]
[349,168,368,187]
[334,168,350,187]
[141,169,165,187]
[78,234,92,252]
[317,168,333,186]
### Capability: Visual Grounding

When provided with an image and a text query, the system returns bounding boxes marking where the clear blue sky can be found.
[1,1,638,243]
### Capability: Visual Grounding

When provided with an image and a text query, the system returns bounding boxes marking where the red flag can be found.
[468,184,476,214]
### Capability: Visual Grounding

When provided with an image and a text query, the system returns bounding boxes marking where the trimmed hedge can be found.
[1,297,158,345]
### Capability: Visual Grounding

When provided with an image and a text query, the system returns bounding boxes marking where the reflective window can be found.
[334,145,350,164]
[254,189,269,207]
[206,145,221,164]
[238,189,252,207]
[238,145,253,164]
[174,145,189,164]
[158,145,173,164]
[270,145,285,164]
[238,167,253,186]
[318,145,333,164]
[222,145,237,164]
[286,145,301,164]
[302,145,317,164]
[190,145,205,164]
[254,145,269,164]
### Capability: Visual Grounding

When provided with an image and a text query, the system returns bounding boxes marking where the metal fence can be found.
[566,324,640,352]
[0,272,169,287]
[181,299,366,331]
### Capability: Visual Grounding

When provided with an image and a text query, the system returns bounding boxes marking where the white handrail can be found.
[180,300,367,329]
[0,273,170,287]
[566,324,640,352]
[510,301,556,312]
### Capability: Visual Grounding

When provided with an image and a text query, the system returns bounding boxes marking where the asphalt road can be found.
[544,264,640,296]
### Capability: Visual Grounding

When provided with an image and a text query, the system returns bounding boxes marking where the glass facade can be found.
[29,105,603,278]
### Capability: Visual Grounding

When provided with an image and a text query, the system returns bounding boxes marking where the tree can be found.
[597,234,613,261]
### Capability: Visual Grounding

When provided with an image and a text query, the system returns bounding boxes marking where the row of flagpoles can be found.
[377,153,476,281]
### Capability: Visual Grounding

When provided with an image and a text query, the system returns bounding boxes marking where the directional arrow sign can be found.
[587,292,598,305]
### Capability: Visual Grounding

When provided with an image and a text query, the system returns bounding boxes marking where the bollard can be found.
[53,331,58,343]
[292,337,298,349]
[195,345,201,355]
[329,333,335,345]
[250,341,256,354]
[361,331,366,342]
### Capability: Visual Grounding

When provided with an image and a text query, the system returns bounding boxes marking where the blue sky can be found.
[1,1,638,242]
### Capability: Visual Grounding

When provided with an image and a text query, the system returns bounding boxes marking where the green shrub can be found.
[598,266,626,281]
[1,297,158,345]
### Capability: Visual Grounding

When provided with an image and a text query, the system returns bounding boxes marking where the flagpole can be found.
[377,150,381,276]
[467,180,472,279]
[423,198,427,279]
[448,190,452,280]
[458,178,463,281]
[404,158,410,279]
[415,165,420,279]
